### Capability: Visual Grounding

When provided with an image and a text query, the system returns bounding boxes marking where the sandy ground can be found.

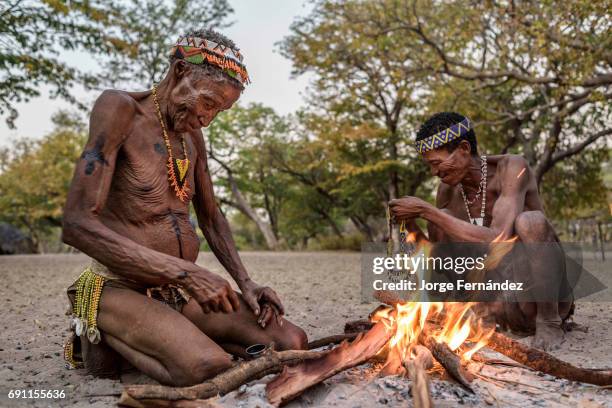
[0,252,610,407]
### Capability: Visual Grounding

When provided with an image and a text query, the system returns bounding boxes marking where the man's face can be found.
[168,66,241,132]
[421,143,472,186]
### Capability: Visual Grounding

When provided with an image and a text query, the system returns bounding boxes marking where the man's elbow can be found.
[61,213,88,247]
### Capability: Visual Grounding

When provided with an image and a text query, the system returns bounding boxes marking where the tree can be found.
[206,103,292,250]
[0,111,86,251]
[102,0,234,87]
[0,0,233,128]
[0,0,127,128]
[353,0,611,184]
[281,0,611,224]
[280,0,431,205]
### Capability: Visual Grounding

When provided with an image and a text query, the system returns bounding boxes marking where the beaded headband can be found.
[414,117,472,154]
[169,36,250,85]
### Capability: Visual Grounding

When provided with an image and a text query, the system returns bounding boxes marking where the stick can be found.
[403,345,434,408]
[307,333,360,349]
[419,329,474,392]
[266,318,395,406]
[120,349,326,404]
[487,331,612,386]
[118,395,219,407]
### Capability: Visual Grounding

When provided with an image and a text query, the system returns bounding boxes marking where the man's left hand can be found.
[388,196,430,221]
[240,280,285,328]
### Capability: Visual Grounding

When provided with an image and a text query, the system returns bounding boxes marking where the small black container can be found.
[245,343,267,359]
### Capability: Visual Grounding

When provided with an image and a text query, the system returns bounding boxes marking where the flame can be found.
[374,301,494,364]
[377,222,501,367]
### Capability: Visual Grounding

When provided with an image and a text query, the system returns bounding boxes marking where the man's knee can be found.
[171,351,233,386]
[274,323,308,351]
[514,211,552,241]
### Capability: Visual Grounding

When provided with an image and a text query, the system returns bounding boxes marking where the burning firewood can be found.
[418,328,474,392]
[118,348,326,406]
[403,345,434,408]
[265,318,395,406]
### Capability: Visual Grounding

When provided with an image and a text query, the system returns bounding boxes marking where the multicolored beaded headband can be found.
[169,36,250,85]
[414,117,472,154]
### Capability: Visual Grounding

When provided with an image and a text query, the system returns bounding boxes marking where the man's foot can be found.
[532,320,564,351]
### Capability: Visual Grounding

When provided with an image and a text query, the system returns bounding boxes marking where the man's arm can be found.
[392,156,530,243]
[190,130,251,286]
[191,130,284,321]
[422,156,530,242]
[62,91,237,312]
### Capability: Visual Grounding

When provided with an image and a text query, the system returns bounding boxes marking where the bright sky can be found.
[0,0,312,146]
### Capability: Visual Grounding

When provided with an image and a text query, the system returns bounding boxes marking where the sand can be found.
[0,252,610,407]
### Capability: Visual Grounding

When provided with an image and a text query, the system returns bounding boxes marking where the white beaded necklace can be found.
[459,155,487,226]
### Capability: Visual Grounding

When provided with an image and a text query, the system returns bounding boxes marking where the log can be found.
[120,349,326,403]
[380,345,405,376]
[419,329,474,392]
[487,331,612,386]
[344,318,374,333]
[266,319,395,406]
[404,345,434,408]
[307,333,360,350]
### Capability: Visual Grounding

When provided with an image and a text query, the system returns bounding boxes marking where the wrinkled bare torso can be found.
[99,92,200,271]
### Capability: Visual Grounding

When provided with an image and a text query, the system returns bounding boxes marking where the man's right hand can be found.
[183,268,240,313]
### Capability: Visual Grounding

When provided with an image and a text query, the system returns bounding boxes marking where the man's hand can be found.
[184,268,240,314]
[389,196,431,221]
[240,280,285,328]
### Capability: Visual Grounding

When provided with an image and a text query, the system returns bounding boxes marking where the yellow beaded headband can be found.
[170,36,250,85]
[415,117,472,154]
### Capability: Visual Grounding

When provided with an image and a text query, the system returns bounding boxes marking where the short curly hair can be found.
[416,112,478,156]
[169,28,244,90]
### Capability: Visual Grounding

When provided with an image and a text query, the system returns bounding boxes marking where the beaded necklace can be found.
[152,84,191,202]
[459,155,487,226]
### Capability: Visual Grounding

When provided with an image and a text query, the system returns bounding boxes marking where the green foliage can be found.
[101,0,234,87]
[0,0,233,127]
[541,149,610,220]
[281,0,611,221]
[1,0,609,251]
[0,0,126,127]
[0,111,86,250]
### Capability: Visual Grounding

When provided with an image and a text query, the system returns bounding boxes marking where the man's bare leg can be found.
[96,286,233,386]
[514,211,572,350]
[181,295,308,357]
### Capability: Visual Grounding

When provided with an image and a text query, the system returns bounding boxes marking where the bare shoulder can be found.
[88,90,140,143]
[91,90,139,125]
[495,154,531,177]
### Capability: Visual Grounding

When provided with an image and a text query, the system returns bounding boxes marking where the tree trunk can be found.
[226,174,280,250]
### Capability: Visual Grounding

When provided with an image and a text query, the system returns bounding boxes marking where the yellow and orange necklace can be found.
[152,84,190,202]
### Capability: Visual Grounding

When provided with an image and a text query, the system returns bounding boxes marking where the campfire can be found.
[118,294,612,407]
[376,301,494,364]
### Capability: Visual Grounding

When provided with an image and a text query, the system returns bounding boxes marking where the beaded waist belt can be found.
[70,267,106,344]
